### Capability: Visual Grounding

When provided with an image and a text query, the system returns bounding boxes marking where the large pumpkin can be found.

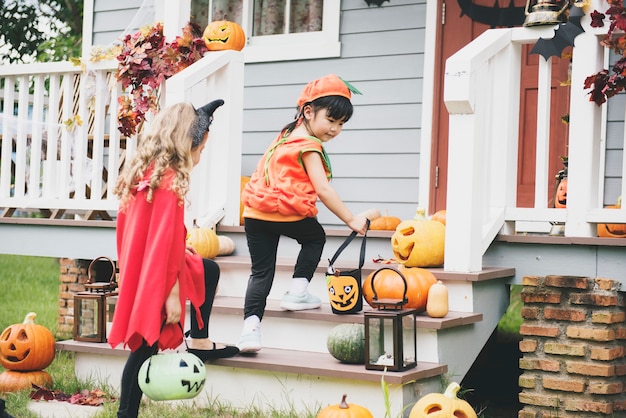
[203,20,246,51]
[186,222,220,259]
[391,218,445,267]
[0,370,52,392]
[317,394,373,418]
[409,382,477,418]
[362,266,437,312]
[326,323,365,364]
[0,312,55,372]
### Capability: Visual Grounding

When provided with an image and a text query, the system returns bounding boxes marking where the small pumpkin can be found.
[362,266,437,312]
[597,197,626,238]
[426,280,449,318]
[217,235,236,256]
[203,20,246,51]
[431,210,446,226]
[370,215,402,231]
[0,370,52,392]
[186,221,220,259]
[0,312,55,372]
[317,394,373,418]
[326,323,365,364]
[554,177,567,208]
[391,209,445,268]
[409,382,477,418]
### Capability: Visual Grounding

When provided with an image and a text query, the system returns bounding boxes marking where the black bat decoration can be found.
[457,0,525,28]
[364,0,390,6]
[530,5,585,61]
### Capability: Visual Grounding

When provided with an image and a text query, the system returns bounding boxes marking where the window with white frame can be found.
[191,0,341,63]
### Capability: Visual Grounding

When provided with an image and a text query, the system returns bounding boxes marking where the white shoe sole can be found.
[238,344,261,353]
[280,302,322,311]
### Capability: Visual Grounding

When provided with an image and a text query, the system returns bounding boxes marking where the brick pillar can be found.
[57,258,90,336]
[518,275,626,417]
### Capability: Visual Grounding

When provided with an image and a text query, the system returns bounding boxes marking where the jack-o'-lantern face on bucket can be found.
[327,274,359,312]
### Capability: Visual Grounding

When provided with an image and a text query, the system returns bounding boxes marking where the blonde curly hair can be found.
[114,102,197,208]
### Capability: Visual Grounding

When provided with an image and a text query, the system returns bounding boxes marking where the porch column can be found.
[155,0,191,40]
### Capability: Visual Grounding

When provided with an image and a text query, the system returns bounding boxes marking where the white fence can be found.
[0,51,244,227]
[443,23,623,272]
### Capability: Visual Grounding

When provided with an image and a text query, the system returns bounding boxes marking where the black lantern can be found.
[74,257,118,343]
[364,267,417,372]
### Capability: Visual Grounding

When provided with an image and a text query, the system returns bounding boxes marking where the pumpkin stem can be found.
[444,382,462,399]
[414,207,426,220]
[23,312,37,324]
[339,394,349,409]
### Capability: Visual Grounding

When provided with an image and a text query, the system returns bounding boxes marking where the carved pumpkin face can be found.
[327,273,360,313]
[203,20,246,51]
[391,219,445,267]
[0,313,55,372]
[138,352,207,401]
[409,382,477,418]
[555,178,567,208]
[597,205,626,237]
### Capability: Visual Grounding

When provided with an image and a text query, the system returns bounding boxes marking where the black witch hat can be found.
[192,99,224,146]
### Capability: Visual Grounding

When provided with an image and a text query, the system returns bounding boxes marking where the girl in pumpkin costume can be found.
[109,100,239,418]
[238,74,369,353]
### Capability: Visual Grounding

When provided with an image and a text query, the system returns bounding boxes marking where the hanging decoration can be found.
[529,4,585,61]
[457,0,525,28]
[364,0,390,6]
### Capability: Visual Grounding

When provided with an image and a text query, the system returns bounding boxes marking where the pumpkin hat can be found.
[192,99,224,146]
[296,74,362,109]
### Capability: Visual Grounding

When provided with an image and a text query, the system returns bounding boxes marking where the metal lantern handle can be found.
[86,256,118,293]
[370,267,408,310]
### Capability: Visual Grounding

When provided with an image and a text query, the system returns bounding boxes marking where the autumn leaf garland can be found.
[114,21,208,137]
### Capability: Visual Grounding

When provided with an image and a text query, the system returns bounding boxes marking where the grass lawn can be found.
[0,254,524,417]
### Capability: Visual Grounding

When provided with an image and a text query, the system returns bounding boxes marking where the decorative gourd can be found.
[369,215,402,231]
[0,312,55,372]
[326,323,365,364]
[0,370,52,392]
[431,210,446,226]
[362,266,437,312]
[217,235,236,256]
[597,197,626,238]
[317,394,374,418]
[203,20,246,51]
[409,382,477,418]
[391,209,445,267]
[240,176,251,225]
[426,281,449,318]
[186,221,220,259]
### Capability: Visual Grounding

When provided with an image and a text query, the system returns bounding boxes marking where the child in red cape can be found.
[109,100,238,418]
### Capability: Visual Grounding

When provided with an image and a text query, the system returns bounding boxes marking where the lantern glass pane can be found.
[77,298,100,339]
[402,313,416,367]
[367,317,396,367]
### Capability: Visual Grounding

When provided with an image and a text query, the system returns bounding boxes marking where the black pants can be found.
[116,258,219,418]
[243,217,325,320]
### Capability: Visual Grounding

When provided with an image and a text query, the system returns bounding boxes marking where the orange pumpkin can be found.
[391,217,445,267]
[369,215,402,231]
[409,382,477,418]
[554,178,567,208]
[203,20,246,51]
[0,370,53,392]
[362,266,437,312]
[317,394,373,418]
[0,313,55,372]
[431,210,446,226]
[186,222,220,259]
[597,205,626,238]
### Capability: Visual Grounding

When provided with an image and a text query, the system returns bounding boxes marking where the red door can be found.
[431,0,570,213]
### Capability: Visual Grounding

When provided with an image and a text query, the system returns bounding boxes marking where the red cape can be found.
[108,171,205,351]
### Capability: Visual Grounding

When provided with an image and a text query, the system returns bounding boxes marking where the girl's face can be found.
[303,106,346,142]
[191,132,209,166]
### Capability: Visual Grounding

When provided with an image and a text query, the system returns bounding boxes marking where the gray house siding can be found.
[90,0,427,226]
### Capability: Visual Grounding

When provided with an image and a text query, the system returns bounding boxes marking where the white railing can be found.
[443,21,620,272]
[0,51,244,226]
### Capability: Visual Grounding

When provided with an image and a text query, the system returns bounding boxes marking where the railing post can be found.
[565,30,604,237]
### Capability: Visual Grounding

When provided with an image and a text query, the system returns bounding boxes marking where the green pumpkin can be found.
[326,323,365,364]
[138,352,206,401]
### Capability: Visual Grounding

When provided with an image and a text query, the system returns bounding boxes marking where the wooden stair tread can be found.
[211,295,483,330]
[215,255,515,282]
[54,340,446,385]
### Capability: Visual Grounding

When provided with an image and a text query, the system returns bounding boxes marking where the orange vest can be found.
[242,134,332,219]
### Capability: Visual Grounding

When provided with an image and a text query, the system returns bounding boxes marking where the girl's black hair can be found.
[282,95,354,134]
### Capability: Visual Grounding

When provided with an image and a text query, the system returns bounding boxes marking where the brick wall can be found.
[57,258,91,336]
[518,275,626,417]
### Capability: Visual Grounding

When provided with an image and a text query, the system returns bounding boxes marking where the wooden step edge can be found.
[215,255,515,282]
[54,340,446,385]
[211,296,483,330]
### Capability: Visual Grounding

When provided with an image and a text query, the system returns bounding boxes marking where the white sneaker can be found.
[280,291,322,311]
[237,326,261,353]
